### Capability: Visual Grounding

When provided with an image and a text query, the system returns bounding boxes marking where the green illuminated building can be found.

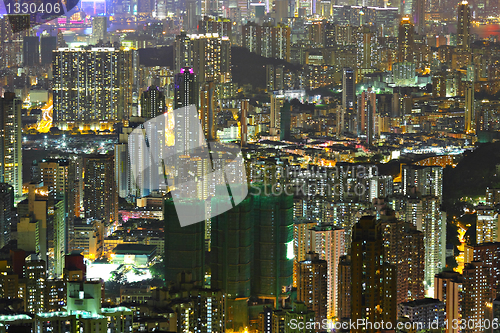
[164,197,205,286]
[211,185,293,331]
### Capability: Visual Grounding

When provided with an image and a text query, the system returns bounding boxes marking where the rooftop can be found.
[112,244,157,255]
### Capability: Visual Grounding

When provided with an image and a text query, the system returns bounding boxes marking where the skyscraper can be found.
[412,0,425,34]
[198,16,233,40]
[199,81,216,141]
[398,16,414,63]
[92,16,107,41]
[274,0,288,23]
[266,64,275,92]
[293,218,317,287]
[0,92,22,198]
[83,154,118,225]
[402,165,443,200]
[462,262,492,333]
[357,89,377,145]
[53,46,136,129]
[435,271,463,333]
[0,183,13,248]
[140,86,166,119]
[476,206,500,244]
[164,197,205,285]
[175,33,231,85]
[337,255,351,320]
[173,32,193,74]
[465,81,475,134]
[17,183,49,266]
[210,194,253,297]
[270,93,284,137]
[40,35,57,65]
[379,213,425,304]
[307,224,345,319]
[472,242,500,292]
[297,252,328,324]
[115,134,135,200]
[211,186,293,331]
[341,68,355,135]
[174,67,197,110]
[457,1,471,50]
[242,22,260,54]
[25,254,46,313]
[272,24,291,62]
[38,159,70,277]
[350,216,397,332]
[422,196,445,289]
[241,99,249,147]
[23,36,39,66]
[185,0,197,32]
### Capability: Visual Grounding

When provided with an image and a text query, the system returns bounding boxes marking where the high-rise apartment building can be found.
[412,0,425,34]
[199,81,216,141]
[307,224,344,319]
[23,36,39,66]
[198,16,233,40]
[486,188,500,206]
[465,81,475,134]
[379,214,425,304]
[462,262,492,333]
[293,218,317,287]
[40,35,57,65]
[53,46,136,130]
[422,196,446,289]
[435,271,463,333]
[83,154,118,225]
[211,186,293,331]
[0,183,13,248]
[192,33,231,84]
[341,67,355,135]
[140,86,166,119]
[92,16,107,41]
[297,252,328,324]
[17,184,48,264]
[337,255,351,320]
[150,273,225,333]
[473,242,500,293]
[357,88,377,145]
[402,165,443,200]
[241,23,291,62]
[476,206,500,244]
[211,194,252,299]
[270,93,284,137]
[115,135,134,200]
[39,159,69,277]
[397,298,446,329]
[0,93,22,198]
[242,22,259,53]
[350,216,397,332]
[73,219,104,260]
[272,24,291,62]
[174,68,203,154]
[241,99,249,147]
[173,32,193,74]
[174,33,231,85]
[174,67,197,110]
[398,17,414,63]
[457,1,471,50]
[25,254,46,314]
[164,197,205,286]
